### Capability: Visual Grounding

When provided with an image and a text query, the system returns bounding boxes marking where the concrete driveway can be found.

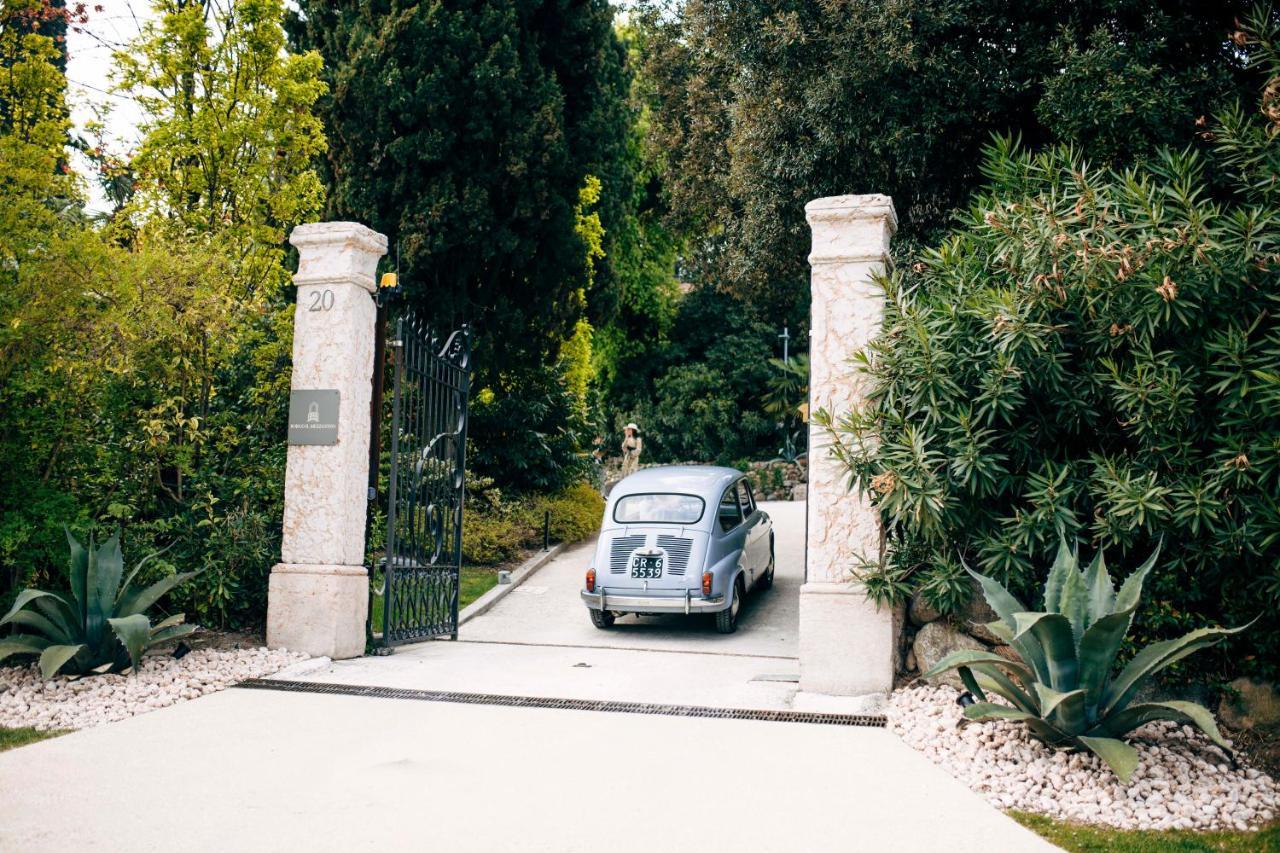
[464,499,803,657]
[0,686,1057,853]
[0,500,1059,851]
[290,501,805,711]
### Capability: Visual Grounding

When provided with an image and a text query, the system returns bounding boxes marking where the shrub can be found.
[822,15,1280,679]
[923,539,1244,783]
[534,482,605,544]
[461,513,524,566]
[0,531,198,678]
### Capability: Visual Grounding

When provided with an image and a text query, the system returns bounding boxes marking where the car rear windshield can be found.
[613,493,705,525]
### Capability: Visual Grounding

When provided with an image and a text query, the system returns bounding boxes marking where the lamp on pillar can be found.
[798,194,901,699]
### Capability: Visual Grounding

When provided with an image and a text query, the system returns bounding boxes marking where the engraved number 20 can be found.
[309,289,335,312]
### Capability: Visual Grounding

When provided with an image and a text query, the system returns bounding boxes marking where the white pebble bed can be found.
[889,685,1279,832]
[0,647,308,732]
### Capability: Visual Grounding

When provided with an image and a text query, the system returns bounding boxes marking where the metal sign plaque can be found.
[288,390,340,446]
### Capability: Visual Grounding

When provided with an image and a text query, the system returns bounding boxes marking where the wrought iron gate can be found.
[380,314,471,646]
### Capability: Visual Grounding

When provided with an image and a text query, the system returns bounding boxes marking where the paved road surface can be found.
[291,501,804,711]
[0,499,1059,851]
[462,499,804,658]
[0,687,1057,852]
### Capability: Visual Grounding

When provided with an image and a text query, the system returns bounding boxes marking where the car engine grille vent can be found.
[609,535,647,574]
[656,535,692,575]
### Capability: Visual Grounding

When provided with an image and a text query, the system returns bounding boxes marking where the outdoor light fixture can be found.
[379,271,398,289]
[702,572,713,596]
[586,568,596,593]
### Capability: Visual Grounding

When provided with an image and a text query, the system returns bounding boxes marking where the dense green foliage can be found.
[290,0,633,491]
[610,285,782,464]
[460,477,603,565]
[824,13,1280,679]
[0,531,199,678]
[924,540,1241,782]
[634,0,1252,316]
[0,0,325,630]
[534,482,606,543]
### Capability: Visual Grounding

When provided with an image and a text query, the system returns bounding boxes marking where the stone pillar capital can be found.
[805,194,897,266]
[290,221,389,293]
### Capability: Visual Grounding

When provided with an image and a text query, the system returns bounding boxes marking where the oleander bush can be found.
[822,10,1280,680]
[923,539,1245,782]
[0,531,199,678]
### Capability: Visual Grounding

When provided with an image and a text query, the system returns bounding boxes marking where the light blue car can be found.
[581,466,774,634]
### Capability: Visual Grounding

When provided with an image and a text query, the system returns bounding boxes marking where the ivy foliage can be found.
[822,10,1280,679]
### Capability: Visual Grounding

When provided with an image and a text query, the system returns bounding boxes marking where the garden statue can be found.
[620,422,643,477]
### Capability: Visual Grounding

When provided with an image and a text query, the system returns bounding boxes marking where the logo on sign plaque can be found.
[288,390,340,445]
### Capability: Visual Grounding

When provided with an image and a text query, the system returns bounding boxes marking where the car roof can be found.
[611,465,743,500]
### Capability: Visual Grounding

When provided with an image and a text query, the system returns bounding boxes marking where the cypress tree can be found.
[291,0,629,381]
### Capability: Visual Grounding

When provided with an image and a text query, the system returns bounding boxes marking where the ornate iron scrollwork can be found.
[380,314,472,645]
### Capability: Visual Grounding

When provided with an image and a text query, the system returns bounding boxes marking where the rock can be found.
[909,590,941,626]
[959,579,1001,643]
[991,644,1023,664]
[790,483,807,501]
[912,621,986,688]
[1219,678,1280,734]
[905,648,918,672]
[0,647,307,732]
[886,685,1280,833]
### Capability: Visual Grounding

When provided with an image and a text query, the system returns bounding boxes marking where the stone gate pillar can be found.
[266,222,388,660]
[800,195,899,697]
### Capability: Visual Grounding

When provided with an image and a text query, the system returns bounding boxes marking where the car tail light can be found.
[702,572,712,596]
[586,568,597,593]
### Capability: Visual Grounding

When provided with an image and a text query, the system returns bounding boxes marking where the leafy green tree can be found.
[635,0,1254,317]
[0,0,326,629]
[0,0,85,613]
[289,1,632,491]
[821,9,1280,680]
[613,285,777,464]
[592,21,684,396]
[115,0,326,293]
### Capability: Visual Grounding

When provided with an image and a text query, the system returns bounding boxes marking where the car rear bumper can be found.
[581,589,727,615]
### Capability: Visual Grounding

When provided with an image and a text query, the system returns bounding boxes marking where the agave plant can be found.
[0,531,199,678]
[922,538,1247,783]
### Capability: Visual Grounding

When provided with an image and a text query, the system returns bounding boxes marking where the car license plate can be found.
[630,555,664,579]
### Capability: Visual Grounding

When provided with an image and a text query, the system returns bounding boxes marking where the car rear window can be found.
[613,493,705,525]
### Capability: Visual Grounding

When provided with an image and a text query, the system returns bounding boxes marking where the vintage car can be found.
[581,465,774,634]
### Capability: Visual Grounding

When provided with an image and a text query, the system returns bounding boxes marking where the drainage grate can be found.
[236,678,887,728]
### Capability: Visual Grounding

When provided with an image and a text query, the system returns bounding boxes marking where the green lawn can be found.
[0,726,67,752]
[1012,811,1280,852]
[369,566,499,634]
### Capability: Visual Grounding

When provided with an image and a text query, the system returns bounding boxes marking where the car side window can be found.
[718,483,743,532]
[738,480,755,517]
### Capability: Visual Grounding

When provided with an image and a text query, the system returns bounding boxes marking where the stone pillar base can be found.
[266,564,367,660]
[798,582,898,696]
